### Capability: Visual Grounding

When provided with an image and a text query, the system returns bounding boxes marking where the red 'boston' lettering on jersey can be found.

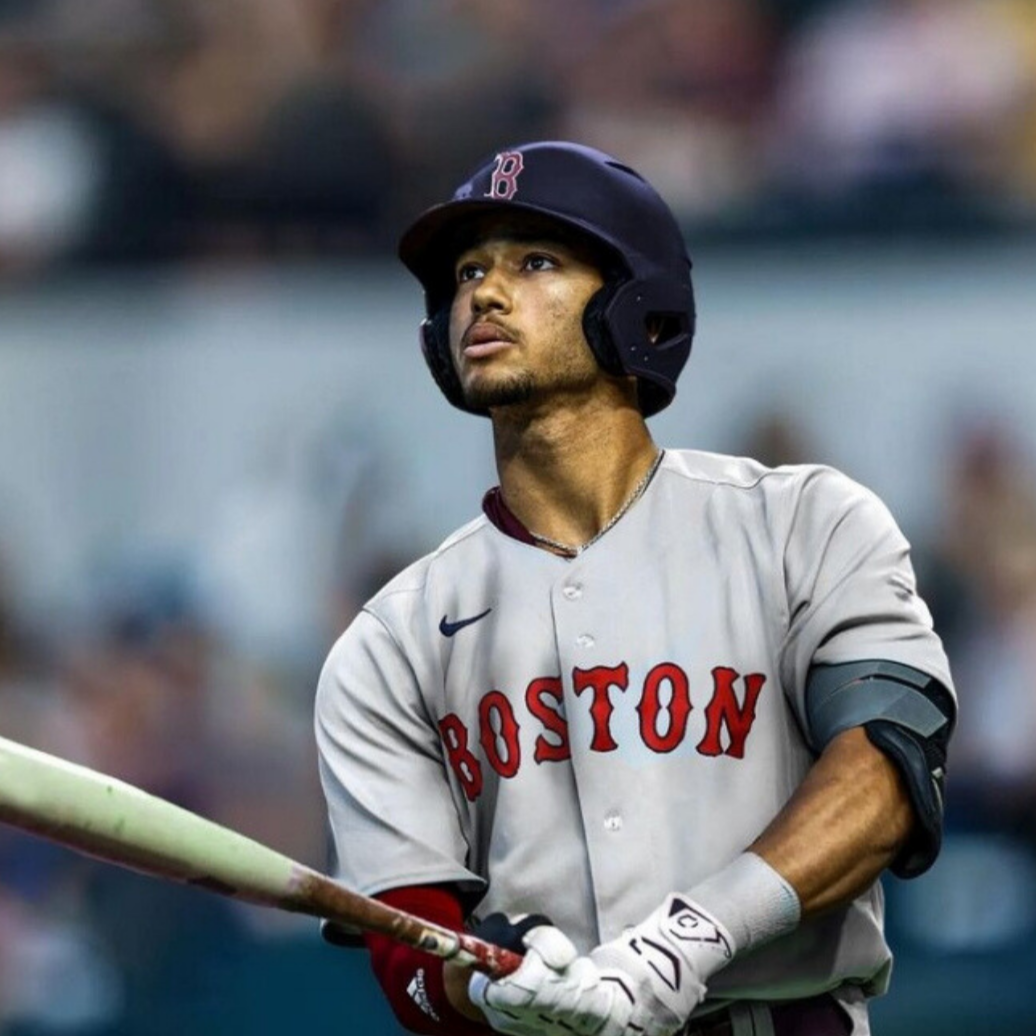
[438,714,484,801]
[438,664,768,800]
[479,691,521,778]
[525,677,571,764]
[573,664,630,752]
[638,662,693,753]
[696,667,767,759]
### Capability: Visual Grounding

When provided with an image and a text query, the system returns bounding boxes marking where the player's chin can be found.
[463,371,536,411]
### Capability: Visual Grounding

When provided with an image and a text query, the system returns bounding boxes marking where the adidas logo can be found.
[407,968,441,1022]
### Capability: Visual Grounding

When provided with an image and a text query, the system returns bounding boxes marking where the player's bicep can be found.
[315,611,483,905]
[779,469,953,720]
[778,469,957,876]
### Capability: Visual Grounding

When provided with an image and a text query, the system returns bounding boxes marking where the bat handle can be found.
[454,931,524,979]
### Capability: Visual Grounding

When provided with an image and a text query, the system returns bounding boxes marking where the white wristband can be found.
[587,855,800,1029]
[684,852,801,956]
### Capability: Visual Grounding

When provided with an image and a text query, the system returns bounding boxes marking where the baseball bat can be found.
[0,734,522,978]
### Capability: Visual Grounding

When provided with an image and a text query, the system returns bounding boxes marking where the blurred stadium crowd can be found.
[1,0,1036,279]
[0,1,1035,1034]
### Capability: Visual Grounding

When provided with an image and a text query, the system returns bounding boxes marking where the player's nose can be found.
[470,267,512,315]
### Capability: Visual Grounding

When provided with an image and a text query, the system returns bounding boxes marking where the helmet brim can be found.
[398,198,628,290]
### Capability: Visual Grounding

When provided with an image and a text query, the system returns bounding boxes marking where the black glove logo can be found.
[662,898,732,959]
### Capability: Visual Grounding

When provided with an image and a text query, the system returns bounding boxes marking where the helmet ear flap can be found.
[419,307,488,416]
[581,283,625,378]
[582,277,694,418]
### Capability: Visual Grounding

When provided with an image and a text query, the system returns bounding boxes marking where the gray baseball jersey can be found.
[315,449,953,1007]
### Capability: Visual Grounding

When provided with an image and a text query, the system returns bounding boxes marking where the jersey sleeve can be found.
[315,608,485,923]
[779,467,954,732]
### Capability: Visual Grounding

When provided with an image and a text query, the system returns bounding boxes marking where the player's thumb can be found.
[522,925,579,971]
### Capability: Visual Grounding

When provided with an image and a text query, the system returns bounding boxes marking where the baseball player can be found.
[315,142,956,1036]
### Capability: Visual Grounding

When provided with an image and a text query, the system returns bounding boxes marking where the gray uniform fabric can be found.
[315,449,954,1013]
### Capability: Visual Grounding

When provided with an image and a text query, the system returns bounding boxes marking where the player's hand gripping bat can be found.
[0,734,521,978]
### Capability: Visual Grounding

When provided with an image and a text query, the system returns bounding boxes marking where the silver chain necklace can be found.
[528,450,665,558]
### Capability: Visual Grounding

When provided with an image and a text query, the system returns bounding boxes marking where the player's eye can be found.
[456,262,484,284]
[523,253,558,272]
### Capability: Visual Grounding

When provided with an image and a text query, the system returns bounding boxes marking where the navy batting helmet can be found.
[398,141,696,417]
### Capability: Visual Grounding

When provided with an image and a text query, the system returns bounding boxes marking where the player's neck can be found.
[492,395,658,554]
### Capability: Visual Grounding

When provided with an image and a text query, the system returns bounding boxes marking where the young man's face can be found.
[447,219,607,413]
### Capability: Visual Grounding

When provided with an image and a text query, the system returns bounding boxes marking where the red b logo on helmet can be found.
[485,151,524,200]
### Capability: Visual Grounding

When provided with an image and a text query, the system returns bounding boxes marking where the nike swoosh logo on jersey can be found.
[439,608,492,637]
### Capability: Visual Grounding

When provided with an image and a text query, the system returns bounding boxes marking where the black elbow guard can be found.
[864,717,952,877]
[806,660,957,878]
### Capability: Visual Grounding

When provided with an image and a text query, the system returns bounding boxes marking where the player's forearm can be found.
[749,726,914,918]
[445,727,912,1028]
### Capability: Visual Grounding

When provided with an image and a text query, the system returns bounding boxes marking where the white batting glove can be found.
[470,925,632,1036]
[589,854,802,1036]
[589,895,734,1036]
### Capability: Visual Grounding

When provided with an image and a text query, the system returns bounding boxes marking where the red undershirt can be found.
[365,885,491,1035]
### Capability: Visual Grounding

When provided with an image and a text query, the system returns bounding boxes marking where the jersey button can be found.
[576,634,595,648]
[604,811,623,832]
[562,584,582,600]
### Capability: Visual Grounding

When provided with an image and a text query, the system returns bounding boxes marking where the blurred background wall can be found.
[0,1,1035,1034]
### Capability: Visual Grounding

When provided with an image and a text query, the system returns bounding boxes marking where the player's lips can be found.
[462,321,517,359]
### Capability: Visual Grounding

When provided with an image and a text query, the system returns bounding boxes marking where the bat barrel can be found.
[0,735,299,899]
[0,735,522,977]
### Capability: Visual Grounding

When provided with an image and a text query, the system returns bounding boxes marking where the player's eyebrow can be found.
[453,231,615,279]
[455,236,569,262]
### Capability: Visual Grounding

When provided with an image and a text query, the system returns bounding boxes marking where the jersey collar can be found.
[481,487,538,545]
